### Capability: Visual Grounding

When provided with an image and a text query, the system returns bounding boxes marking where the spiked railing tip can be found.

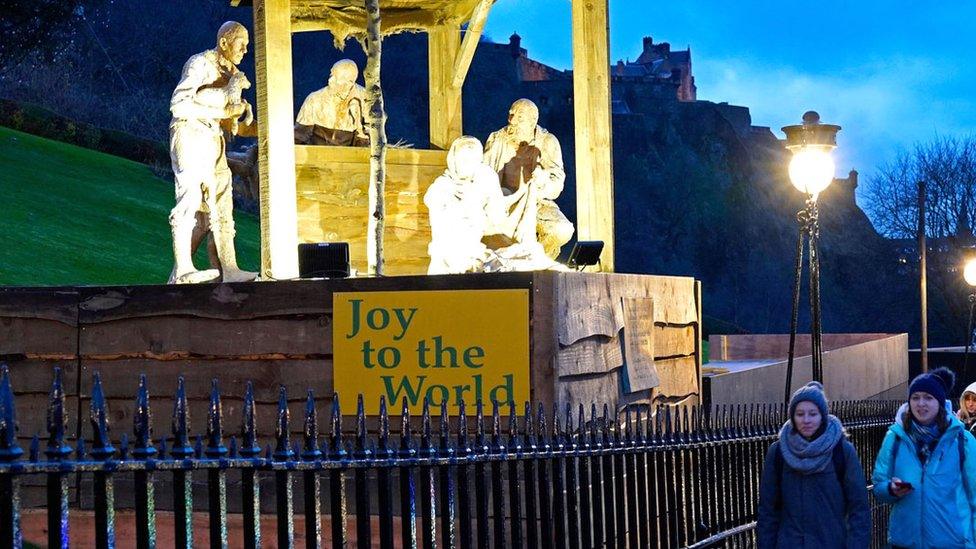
[356,394,369,453]
[302,389,321,461]
[420,397,432,447]
[273,385,293,461]
[0,364,24,462]
[457,400,470,451]
[204,379,227,458]
[378,396,390,450]
[239,381,261,458]
[131,374,156,459]
[46,367,72,460]
[89,372,116,460]
[170,377,193,459]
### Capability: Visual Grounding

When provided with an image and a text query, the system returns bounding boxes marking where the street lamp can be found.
[963,258,976,380]
[781,111,841,403]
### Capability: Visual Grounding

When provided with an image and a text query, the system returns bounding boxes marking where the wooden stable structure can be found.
[232,0,616,277]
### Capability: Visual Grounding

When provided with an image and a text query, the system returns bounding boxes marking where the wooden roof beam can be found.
[450,0,493,89]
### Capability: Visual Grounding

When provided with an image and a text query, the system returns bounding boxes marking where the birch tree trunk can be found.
[364,0,386,276]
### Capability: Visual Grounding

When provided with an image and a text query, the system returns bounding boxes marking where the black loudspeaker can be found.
[298,243,351,279]
[567,240,605,270]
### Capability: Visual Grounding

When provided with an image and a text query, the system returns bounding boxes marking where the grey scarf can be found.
[778,414,844,474]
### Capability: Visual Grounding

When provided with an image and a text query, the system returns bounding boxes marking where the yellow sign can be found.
[333,289,530,414]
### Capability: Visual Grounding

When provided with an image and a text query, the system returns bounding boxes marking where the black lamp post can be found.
[963,259,976,382]
[782,111,841,403]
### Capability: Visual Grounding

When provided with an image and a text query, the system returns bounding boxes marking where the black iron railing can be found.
[0,365,898,548]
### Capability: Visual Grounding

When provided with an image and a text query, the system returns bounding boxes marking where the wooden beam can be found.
[290,19,331,33]
[451,0,493,89]
[571,0,615,271]
[253,0,300,279]
[428,26,462,150]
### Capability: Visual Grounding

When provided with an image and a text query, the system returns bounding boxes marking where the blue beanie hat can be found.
[789,381,829,419]
[909,367,955,403]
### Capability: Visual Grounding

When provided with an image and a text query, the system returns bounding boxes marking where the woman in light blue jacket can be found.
[872,367,976,549]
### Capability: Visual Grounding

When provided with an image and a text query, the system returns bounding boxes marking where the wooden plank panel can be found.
[653,325,695,359]
[76,282,331,322]
[551,272,698,343]
[653,355,698,400]
[295,147,444,276]
[255,0,300,278]
[555,368,623,408]
[571,0,615,270]
[0,317,76,357]
[0,288,79,324]
[79,316,331,359]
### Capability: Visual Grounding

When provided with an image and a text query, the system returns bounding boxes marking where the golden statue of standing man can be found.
[168,21,257,284]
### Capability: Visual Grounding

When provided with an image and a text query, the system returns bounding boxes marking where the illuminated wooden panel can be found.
[428,25,462,150]
[254,0,300,279]
[294,146,447,275]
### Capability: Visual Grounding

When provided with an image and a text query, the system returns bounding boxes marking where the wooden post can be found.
[451,0,494,89]
[428,26,462,150]
[918,180,928,372]
[364,0,387,275]
[571,0,615,271]
[253,0,299,279]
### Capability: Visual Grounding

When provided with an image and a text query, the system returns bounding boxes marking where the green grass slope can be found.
[0,126,259,286]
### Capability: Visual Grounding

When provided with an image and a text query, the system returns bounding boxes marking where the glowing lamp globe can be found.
[782,111,841,198]
[788,148,836,196]
[965,259,976,287]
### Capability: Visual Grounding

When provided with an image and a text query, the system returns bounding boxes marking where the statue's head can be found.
[448,136,485,181]
[328,60,359,95]
[217,21,249,66]
[507,99,539,134]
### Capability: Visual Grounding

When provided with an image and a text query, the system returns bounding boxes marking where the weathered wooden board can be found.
[0,287,79,324]
[79,317,331,359]
[653,355,698,401]
[654,325,696,358]
[77,282,330,322]
[0,317,76,359]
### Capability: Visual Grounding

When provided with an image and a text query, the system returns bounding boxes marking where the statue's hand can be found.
[531,166,548,184]
[225,102,247,119]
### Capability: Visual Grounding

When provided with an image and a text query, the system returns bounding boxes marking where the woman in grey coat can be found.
[757,382,871,548]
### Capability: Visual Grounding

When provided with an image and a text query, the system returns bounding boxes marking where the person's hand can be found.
[889,477,913,497]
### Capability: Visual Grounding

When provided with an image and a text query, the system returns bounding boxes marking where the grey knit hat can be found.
[789,381,829,419]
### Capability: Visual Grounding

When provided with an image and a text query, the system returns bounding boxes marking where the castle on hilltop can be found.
[475,33,766,137]
[613,36,696,102]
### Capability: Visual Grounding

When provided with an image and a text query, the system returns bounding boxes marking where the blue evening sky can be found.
[484,1,976,183]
